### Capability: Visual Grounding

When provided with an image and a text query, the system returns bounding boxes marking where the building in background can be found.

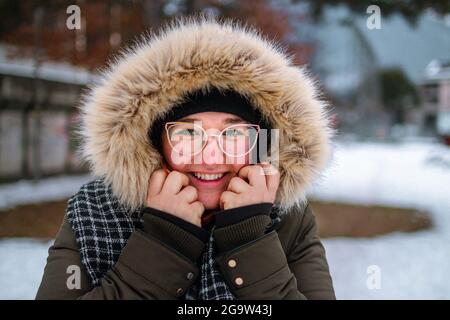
[0,44,93,181]
[421,60,450,145]
[310,5,450,139]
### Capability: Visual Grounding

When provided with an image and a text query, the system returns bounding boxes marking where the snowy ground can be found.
[0,174,93,299]
[309,141,450,299]
[0,238,53,299]
[0,174,93,211]
[0,141,449,299]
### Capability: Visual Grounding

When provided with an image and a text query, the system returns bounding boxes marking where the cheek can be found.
[226,152,250,171]
[229,153,249,174]
[231,163,247,175]
[161,139,190,172]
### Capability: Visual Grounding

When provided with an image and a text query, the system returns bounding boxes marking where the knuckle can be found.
[228,178,237,188]
[192,201,203,212]
[151,169,165,178]
[168,171,180,179]
[177,171,189,183]
[230,177,241,184]
[255,165,264,175]
[185,185,197,195]
[238,167,247,175]
[170,171,187,184]
[221,191,231,199]
[173,171,186,180]
[245,165,259,177]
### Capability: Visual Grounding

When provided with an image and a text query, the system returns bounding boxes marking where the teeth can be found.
[193,172,225,181]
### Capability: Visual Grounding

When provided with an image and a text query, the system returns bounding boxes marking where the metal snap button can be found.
[228,259,237,268]
[176,288,184,295]
[186,272,194,280]
[234,277,244,286]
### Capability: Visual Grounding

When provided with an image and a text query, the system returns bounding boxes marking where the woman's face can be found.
[161,112,252,210]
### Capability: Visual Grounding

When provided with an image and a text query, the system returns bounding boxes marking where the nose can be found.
[198,134,225,165]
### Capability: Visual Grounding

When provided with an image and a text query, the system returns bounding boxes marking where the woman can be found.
[36,18,335,300]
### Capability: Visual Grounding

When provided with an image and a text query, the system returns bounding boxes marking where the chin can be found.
[203,201,221,211]
[198,194,221,211]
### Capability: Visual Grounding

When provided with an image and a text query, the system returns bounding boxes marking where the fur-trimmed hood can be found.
[79,17,334,213]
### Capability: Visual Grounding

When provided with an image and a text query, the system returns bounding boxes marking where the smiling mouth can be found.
[191,172,227,181]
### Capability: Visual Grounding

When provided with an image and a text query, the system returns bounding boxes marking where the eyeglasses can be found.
[164,122,260,157]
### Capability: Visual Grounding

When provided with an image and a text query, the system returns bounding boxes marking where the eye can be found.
[173,128,199,136]
[223,128,245,137]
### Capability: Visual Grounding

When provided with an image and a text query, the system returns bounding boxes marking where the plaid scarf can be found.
[184,232,235,300]
[66,178,281,300]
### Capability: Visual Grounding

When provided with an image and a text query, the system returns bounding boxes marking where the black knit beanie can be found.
[149,87,271,152]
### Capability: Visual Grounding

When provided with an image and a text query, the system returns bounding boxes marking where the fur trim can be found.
[79,17,334,213]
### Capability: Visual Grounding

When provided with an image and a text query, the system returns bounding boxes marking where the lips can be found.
[188,171,231,187]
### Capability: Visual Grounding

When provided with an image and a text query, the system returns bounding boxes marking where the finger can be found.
[238,165,265,187]
[161,161,171,174]
[162,171,189,195]
[190,201,205,217]
[227,176,249,194]
[261,162,280,193]
[178,185,198,203]
[148,169,168,196]
[219,190,237,210]
[189,201,204,227]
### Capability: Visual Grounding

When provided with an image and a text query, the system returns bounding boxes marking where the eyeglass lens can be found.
[167,123,258,157]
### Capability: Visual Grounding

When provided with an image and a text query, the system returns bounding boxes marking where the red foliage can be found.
[1,0,313,69]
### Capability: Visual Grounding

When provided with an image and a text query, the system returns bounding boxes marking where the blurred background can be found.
[0,0,449,299]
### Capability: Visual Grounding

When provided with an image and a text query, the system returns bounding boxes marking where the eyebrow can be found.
[180,117,247,124]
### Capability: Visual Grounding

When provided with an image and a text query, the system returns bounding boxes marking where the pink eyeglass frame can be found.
[164,121,260,157]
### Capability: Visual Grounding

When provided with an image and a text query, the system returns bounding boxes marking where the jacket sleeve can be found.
[35,212,208,300]
[213,203,336,300]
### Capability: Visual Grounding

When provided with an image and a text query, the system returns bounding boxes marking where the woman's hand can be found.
[146,169,205,227]
[220,163,280,210]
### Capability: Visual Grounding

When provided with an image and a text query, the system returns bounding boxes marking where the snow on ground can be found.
[0,174,93,210]
[308,140,450,299]
[0,141,449,299]
[0,238,52,299]
[0,174,93,299]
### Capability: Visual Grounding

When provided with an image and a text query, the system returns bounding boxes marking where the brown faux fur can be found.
[79,16,335,213]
